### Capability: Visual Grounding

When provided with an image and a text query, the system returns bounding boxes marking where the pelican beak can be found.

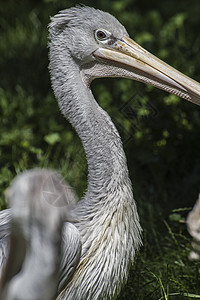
[93,36,200,106]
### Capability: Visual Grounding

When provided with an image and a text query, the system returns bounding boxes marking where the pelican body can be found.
[0,169,80,300]
[0,6,200,300]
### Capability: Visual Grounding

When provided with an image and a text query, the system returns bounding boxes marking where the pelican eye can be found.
[95,29,110,41]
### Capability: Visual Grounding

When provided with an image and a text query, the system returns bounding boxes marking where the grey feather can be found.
[0,209,11,274]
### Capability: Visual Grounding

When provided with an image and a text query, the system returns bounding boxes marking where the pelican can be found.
[0,169,80,300]
[187,194,200,262]
[0,6,200,300]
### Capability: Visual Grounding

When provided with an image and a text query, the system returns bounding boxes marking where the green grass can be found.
[118,205,200,299]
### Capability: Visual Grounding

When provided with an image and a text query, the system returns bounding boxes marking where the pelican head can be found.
[49,5,200,106]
